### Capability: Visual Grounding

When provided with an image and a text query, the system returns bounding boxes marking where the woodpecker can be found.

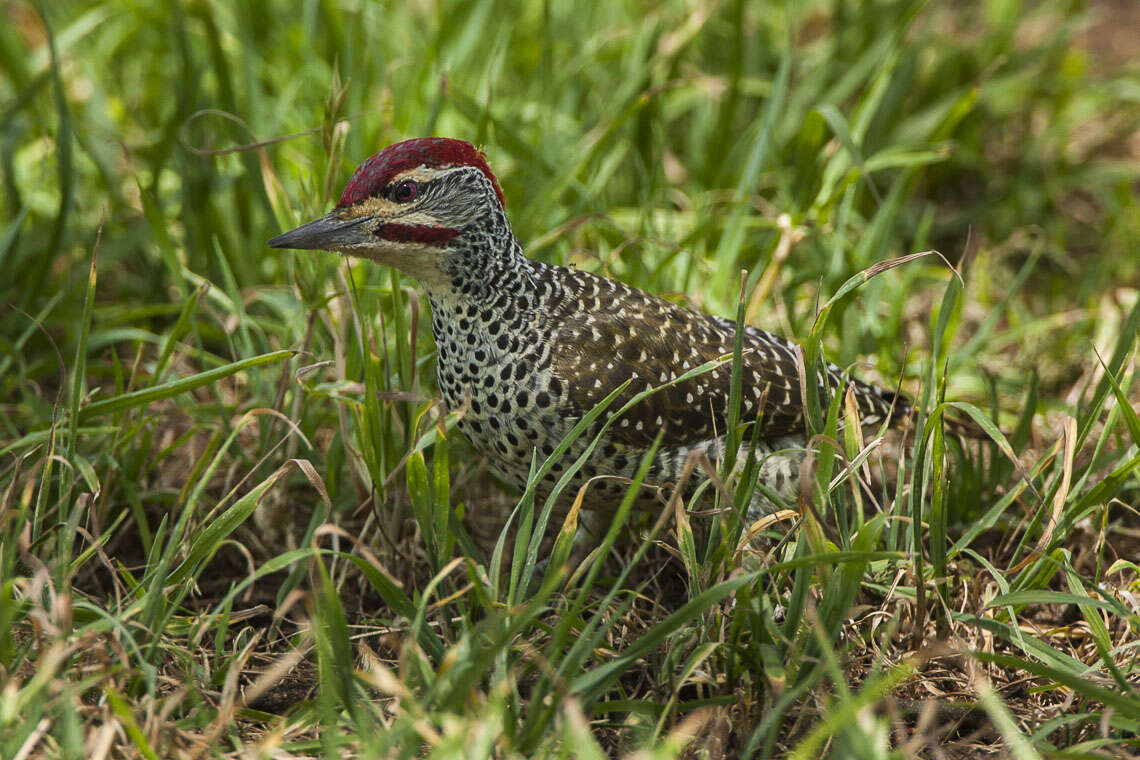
[269,137,910,521]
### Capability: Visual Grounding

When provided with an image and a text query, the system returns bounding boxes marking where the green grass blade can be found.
[78,350,295,420]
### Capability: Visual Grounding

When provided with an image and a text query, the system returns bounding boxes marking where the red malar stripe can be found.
[374,224,460,245]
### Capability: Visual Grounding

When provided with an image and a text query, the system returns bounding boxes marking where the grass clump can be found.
[2,0,1139,757]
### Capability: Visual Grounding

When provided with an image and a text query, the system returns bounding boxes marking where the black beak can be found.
[268,213,371,251]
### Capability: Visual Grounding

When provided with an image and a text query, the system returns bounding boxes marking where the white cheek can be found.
[397,211,441,226]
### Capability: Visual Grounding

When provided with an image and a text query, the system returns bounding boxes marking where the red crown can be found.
[337,137,505,209]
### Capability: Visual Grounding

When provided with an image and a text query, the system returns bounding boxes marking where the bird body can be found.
[270,137,910,521]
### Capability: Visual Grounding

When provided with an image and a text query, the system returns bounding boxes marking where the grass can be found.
[2,0,1140,756]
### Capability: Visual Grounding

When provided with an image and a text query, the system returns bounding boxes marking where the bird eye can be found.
[393,180,418,203]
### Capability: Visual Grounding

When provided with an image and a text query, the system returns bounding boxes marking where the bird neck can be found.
[425,229,550,408]
[425,230,546,368]
[426,207,533,312]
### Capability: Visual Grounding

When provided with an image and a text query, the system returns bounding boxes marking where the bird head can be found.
[269,137,507,288]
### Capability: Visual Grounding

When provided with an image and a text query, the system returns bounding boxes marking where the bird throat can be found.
[426,247,556,447]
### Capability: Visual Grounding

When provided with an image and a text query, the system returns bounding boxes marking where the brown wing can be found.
[547,268,906,449]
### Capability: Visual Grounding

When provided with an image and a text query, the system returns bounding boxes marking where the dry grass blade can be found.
[1010,416,1076,573]
[812,249,960,333]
